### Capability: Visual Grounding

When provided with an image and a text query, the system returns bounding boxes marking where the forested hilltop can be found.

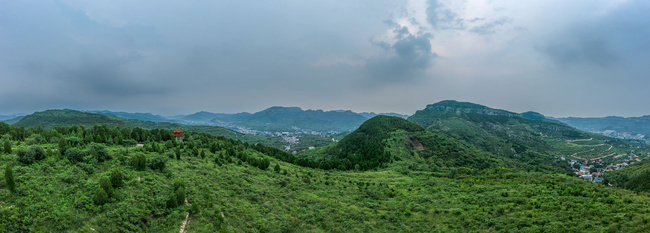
[12,109,287,148]
[408,100,637,166]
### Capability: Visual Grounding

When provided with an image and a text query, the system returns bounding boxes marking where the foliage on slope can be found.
[10,110,286,148]
[407,100,631,172]
[324,115,424,170]
[2,124,650,232]
[605,159,650,192]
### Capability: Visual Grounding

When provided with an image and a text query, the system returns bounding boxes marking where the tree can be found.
[64,148,84,163]
[149,156,168,171]
[3,140,11,154]
[100,176,114,198]
[58,137,67,154]
[4,165,15,193]
[192,147,199,157]
[200,149,205,159]
[175,147,181,160]
[16,147,36,164]
[132,153,147,171]
[94,187,108,205]
[90,143,110,162]
[110,169,125,188]
[274,164,281,173]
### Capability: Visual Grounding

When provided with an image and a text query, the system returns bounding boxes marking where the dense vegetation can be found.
[3,112,650,231]
[3,102,650,232]
[2,124,650,232]
[407,100,630,167]
[12,109,287,148]
[325,116,424,170]
[605,159,650,192]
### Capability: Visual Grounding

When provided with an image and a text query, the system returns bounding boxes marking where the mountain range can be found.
[3,100,650,232]
[554,115,650,142]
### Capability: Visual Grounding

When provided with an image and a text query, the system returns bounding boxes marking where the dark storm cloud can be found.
[540,1,650,68]
[542,39,618,67]
[366,27,435,83]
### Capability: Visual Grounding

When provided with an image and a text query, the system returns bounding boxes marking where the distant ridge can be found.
[211,106,368,133]
[12,109,285,146]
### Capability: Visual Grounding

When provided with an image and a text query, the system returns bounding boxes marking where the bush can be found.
[3,140,12,154]
[4,165,15,193]
[16,148,35,164]
[149,156,168,171]
[132,153,147,171]
[191,202,201,215]
[167,180,187,209]
[65,148,84,163]
[122,139,137,147]
[94,187,108,205]
[110,169,125,188]
[100,176,114,198]
[89,143,110,162]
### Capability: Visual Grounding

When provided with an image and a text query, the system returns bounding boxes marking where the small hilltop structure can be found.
[173,128,184,142]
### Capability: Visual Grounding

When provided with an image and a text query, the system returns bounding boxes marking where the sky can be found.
[1,0,649,117]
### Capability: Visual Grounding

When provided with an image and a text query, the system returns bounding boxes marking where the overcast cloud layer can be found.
[1,0,649,117]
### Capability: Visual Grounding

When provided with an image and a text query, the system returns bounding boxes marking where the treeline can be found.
[1,122,361,172]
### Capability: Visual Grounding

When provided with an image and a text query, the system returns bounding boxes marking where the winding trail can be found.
[179,198,191,233]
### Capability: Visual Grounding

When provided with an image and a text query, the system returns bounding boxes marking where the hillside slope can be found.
[2,124,650,232]
[408,100,629,166]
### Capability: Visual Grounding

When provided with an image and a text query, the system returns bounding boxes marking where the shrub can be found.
[132,153,147,171]
[122,139,137,147]
[100,176,114,198]
[64,148,84,163]
[89,143,110,162]
[4,165,15,193]
[191,202,201,215]
[110,169,125,188]
[16,148,35,164]
[274,164,281,172]
[167,180,187,208]
[149,156,168,171]
[94,188,108,205]
[3,140,12,154]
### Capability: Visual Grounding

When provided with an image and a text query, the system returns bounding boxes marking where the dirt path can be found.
[179,198,191,233]
[179,213,191,233]
[566,138,593,142]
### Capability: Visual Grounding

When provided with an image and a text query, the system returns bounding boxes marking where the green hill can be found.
[15,109,128,128]
[605,159,650,192]
[2,123,650,232]
[408,100,630,167]
[230,106,368,132]
[87,110,172,123]
[11,109,285,148]
[300,115,568,173]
